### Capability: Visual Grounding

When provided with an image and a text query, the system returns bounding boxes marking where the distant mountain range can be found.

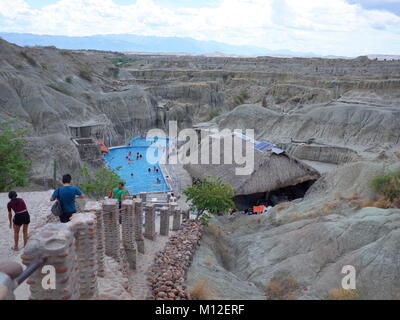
[0,32,318,57]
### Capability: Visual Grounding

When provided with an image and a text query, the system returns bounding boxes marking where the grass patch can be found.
[328,289,360,300]
[47,83,73,96]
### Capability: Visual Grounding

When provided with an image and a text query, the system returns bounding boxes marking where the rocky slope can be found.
[187,161,400,300]
[1,39,400,185]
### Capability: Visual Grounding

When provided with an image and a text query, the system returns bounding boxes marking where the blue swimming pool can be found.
[104,137,171,194]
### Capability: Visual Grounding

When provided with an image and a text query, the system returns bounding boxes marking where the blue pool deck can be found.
[104,137,172,195]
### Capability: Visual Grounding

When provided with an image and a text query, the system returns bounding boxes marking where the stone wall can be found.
[147,220,203,300]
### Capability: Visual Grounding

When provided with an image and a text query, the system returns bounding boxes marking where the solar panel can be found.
[255,142,274,152]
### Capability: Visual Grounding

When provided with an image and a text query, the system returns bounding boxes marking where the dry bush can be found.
[336,194,347,201]
[373,197,393,209]
[325,201,339,209]
[317,206,333,216]
[395,151,400,159]
[328,289,360,300]
[353,197,395,209]
[350,193,360,201]
[265,275,299,300]
[204,256,214,267]
[205,224,222,237]
[359,200,375,208]
[275,203,288,211]
[283,212,303,223]
[189,279,215,300]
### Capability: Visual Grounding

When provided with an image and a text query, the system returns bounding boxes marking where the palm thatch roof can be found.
[184,134,320,196]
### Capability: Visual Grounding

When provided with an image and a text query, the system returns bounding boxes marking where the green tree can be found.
[0,120,31,192]
[75,165,125,200]
[183,177,236,226]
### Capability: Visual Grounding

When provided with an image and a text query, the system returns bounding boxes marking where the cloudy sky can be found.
[0,0,400,56]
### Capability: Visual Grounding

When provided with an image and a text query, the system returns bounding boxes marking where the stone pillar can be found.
[102,199,120,261]
[139,193,146,203]
[182,210,190,221]
[134,199,145,254]
[121,200,136,270]
[84,202,105,277]
[22,224,79,300]
[0,261,23,300]
[172,205,181,231]
[159,206,170,236]
[144,204,156,240]
[69,213,98,299]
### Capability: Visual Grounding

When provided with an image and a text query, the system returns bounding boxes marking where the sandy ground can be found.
[0,190,54,299]
[0,190,179,300]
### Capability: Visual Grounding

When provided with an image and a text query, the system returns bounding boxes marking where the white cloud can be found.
[0,0,400,56]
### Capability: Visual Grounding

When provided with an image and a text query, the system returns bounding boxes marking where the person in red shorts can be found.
[7,191,30,251]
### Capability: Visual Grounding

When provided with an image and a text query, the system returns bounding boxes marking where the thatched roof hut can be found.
[184,133,320,208]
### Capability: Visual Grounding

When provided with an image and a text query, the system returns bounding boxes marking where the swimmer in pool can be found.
[156,178,161,184]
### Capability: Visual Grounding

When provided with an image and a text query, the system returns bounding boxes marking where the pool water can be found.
[104,137,171,194]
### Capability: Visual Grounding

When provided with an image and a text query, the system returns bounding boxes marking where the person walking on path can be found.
[50,174,85,223]
[7,191,31,251]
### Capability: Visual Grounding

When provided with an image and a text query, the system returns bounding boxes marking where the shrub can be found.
[189,279,215,300]
[0,120,31,191]
[110,53,132,67]
[79,69,92,82]
[65,76,73,84]
[183,177,236,226]
[233,89,250,106]
[328,289,360,300]
[265,275,299,300]
[370,170,400,202]
[74,165,125,200]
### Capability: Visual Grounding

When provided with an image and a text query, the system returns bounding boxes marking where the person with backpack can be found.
[7,191,30,251]
[50,174,85,223]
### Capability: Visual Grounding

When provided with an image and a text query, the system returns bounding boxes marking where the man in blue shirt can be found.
[50,174,85,223]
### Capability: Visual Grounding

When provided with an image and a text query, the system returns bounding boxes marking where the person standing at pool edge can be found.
[50,174,85,223]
